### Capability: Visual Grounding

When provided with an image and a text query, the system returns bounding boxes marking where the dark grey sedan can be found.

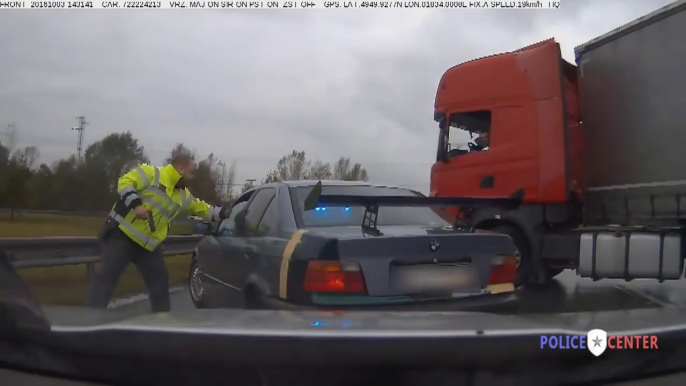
[188,180,519,310]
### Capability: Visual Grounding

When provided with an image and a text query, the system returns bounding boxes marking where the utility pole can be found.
[71,116,88,165]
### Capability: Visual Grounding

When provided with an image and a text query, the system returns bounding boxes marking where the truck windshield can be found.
[290,185,452,228]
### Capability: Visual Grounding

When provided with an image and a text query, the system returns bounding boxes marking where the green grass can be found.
[18,254,192,306]
[0,211,194,237]
[0,212,104,237]
[1,212,194,306]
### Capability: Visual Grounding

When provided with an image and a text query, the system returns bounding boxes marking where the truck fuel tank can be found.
[578,231,683,280]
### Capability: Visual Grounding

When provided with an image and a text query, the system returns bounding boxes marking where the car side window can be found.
[236,188,275,237]
[217,201,248,237]
[255,198,278,236]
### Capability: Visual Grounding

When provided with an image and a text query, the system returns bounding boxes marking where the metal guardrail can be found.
[0,208,109,218]
[0,208,199,226]
[1,235,203,270]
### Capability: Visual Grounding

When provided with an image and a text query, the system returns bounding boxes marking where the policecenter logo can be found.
[587,329,607,357]
[540,329,659,357]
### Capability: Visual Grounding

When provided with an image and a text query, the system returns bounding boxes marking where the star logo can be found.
[587,329,608,357]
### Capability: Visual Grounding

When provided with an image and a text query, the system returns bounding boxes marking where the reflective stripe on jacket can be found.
[112,163,221,251]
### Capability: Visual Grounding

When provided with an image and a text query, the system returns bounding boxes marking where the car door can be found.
[242,193,286,295]
[227,187,276,289]
[199,191,253,289]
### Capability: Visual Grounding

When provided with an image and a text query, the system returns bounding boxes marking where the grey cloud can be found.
[0,0,676,192]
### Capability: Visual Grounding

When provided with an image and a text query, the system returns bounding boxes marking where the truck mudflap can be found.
[578,230,684,281]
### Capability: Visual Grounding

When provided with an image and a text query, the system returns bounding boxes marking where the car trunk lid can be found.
[308,226,516,297]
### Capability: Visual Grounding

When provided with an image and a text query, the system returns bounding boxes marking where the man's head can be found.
[171,152,196,181]
[474,131,490,149]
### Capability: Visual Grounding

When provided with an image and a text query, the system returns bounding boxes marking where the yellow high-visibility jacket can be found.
[111,163,222,251]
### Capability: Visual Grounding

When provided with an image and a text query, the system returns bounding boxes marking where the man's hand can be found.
[133,205,149,220]
[220,205,231,220]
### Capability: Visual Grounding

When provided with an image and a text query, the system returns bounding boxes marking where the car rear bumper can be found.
[259,291,516,312]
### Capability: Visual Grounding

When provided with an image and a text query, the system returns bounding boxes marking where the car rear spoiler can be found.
[303,181,524,236]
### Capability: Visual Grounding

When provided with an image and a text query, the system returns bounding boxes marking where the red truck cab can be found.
[432,39,583,205]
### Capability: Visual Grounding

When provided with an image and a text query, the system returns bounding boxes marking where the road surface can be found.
[106,270,686,317]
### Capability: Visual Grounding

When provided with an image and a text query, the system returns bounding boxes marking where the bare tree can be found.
[264,150,310,183]
[165,143,195,164]
[347,163,369,181]
[3,123,18,156]
[241,180,255,193]
[225,159,238,201]
[205,153,225,200]
[332,157,350,180]
[22,146,40,169]
[265,151,369,183]
[332,157,368,181]
[306,160,332,180]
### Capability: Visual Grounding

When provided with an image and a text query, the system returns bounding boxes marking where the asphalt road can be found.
[110,270,686,316]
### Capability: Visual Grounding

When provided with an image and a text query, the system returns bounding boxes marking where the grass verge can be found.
[1,211,195,306]
[0,211,194,237]
[17,254,192,306]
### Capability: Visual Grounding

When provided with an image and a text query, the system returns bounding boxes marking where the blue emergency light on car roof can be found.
[314,206,352,212]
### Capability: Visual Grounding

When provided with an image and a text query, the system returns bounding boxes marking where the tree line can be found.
[0,130,368,215]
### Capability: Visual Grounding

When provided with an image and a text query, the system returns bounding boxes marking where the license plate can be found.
[390,264,481,294]
[485,283,515,294]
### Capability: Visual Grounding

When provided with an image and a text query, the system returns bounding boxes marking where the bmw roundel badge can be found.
[429,238,440,252]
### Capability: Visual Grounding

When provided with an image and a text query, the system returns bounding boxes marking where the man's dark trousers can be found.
[88,228,170,313]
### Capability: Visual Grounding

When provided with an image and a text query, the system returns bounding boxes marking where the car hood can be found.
[4,252,686,384]
[42,303,686,336]
[6,305,686,386]
[11,304,679,369]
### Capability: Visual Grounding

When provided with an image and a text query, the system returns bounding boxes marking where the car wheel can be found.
[547,268,564,278]
[243,286,265,310]
[189,260,208,308]
[489,225,534,288]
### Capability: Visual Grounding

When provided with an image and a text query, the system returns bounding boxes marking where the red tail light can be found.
[488,255,518,285]
[303,261,367,293]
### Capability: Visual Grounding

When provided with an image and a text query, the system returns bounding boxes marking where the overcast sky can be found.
[0,1,675,194]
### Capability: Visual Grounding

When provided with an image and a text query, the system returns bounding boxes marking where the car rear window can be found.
[290,185,452,228]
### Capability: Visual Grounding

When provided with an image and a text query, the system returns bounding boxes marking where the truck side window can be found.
[447,110,492,158]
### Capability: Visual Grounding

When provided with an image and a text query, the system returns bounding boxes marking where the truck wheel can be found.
[489,225,534,287]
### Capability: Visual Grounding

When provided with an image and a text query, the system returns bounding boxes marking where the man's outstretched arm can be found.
[186,191,228,222]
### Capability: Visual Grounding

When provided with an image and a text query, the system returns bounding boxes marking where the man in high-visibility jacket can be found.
[88,152,228,312]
